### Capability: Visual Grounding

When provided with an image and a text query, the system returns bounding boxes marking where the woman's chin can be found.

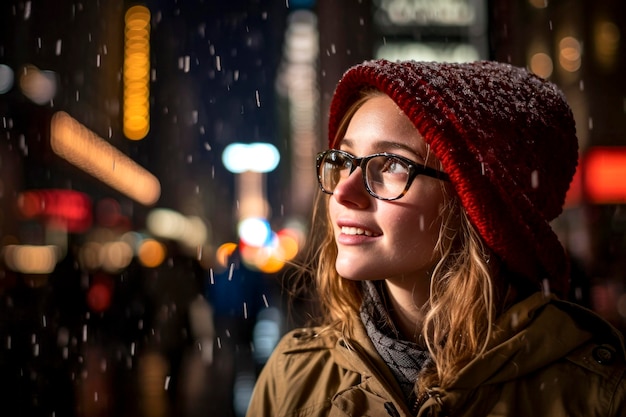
[335,260,377,281]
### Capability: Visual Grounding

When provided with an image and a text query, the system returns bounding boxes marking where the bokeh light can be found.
[50,111,161,205]
[238,226,302,273]
[222,142,280,173]
[3,244,58,274]
[216,242,238,268]
[138,238,167,268]
[124,5,151,140]
[559,36,582,72]
[17,189,93,233]
[87,274,115,312]
[529,52,553,79]
[146,208,208,251]
[19,64,57,105]
[594,20,620,71]
[0,64,14,94]
[583,147,626,203]
[99,240,133,273]
[238,217,271,247]
[79,241,103,271]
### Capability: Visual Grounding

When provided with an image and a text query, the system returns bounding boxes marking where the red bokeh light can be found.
[17,189,93,232]
[86,273,114,312]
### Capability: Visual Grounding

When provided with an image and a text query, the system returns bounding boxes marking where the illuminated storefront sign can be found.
[374,0,479,26]
[373,0,487,62]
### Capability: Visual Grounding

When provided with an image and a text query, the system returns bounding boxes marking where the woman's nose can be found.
[332,167,371,208]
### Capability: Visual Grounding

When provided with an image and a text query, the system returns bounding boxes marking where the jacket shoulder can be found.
[246,327,359,417]
[278,327,338,354]
[548,299,625,370]
[554,300,626,415]
[552,299,626,358]
[565,339,626,380]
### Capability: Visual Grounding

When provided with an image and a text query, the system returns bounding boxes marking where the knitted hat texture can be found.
[328,59,579,296]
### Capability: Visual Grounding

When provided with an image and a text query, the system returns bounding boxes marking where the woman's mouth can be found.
[340,226,380,237]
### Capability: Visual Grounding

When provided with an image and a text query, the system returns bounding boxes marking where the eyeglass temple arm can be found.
[415,164,450,182]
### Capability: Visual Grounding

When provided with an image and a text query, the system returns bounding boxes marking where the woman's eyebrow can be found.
[339,138,424,156]
[337,138,354,148]
[373,140,426,160]
[338,138,428,164]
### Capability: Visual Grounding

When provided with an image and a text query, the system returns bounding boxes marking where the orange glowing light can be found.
[124,5,151,140]
[216,242,238,267]
[277,230,299,261]
[529,52,553,79]
[50,111,161,205]
[583,147,626,203]
[257,251,285,274]
[239,242,286,274]
[138,238,166,268]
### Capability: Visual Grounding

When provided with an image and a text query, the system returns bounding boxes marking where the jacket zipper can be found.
[412,393,426,415]
[385,391,434,417]
[412,389,442,415]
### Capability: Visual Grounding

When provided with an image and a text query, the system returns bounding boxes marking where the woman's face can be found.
[329,95,449,285]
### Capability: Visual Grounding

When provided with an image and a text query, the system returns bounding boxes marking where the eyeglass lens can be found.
[318,151,410,199]
[366,155,410,198]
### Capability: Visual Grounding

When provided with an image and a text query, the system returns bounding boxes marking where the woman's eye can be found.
[381,158,406,174]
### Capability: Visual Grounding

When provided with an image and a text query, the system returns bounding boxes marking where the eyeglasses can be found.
[316,149,450,201]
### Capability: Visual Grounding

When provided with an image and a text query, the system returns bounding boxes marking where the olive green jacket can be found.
[246,293,626,417]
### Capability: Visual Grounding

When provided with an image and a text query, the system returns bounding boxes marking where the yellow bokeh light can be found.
[124,5,151,141]
[126,5,151,26]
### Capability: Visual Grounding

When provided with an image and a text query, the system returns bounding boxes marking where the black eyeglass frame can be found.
[316,149,450,201]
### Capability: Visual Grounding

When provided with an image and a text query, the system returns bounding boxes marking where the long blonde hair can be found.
[294,90,509,394]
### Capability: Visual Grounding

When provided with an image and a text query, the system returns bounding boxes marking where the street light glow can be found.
[222,142,280,173]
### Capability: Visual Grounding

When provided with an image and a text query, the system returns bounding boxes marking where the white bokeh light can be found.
[238,217,271,247]
[222,142,280,173]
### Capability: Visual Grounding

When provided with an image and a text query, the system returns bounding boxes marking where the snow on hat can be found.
[328,59,579,296]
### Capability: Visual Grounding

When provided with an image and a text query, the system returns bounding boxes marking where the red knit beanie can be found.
[328,59,579,296]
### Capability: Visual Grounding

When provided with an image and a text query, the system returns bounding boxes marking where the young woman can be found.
[246,60,626,416]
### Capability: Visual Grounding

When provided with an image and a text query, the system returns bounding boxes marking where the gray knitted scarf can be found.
[360,280,431,402]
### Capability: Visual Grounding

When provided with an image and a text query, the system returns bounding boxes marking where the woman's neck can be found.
[383,276,430,344]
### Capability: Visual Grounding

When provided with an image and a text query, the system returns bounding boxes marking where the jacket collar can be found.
[332,318,413,413]
[330,291,623,416]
